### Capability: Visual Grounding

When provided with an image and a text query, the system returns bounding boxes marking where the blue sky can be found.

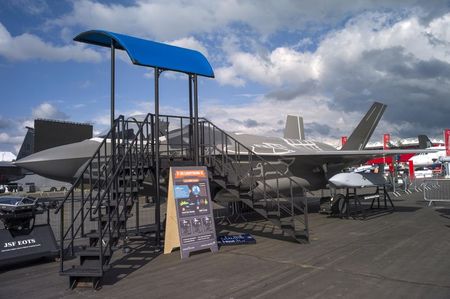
[1,0,450,154]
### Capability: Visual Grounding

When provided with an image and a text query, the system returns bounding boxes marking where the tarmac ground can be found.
[1,190,450,299]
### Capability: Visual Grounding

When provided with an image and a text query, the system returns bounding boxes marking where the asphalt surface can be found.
[1,190,450,299]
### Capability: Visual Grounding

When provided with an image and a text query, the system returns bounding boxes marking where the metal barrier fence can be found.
[0,195,161,240]
[423,178,450,206]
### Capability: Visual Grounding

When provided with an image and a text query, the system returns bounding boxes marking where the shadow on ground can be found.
[102,236,162,286]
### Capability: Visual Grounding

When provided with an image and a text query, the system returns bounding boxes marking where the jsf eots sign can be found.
[445,129,450,156]
[383,134,390,150]
[164,166,218,259]
[0,225,58,266]
[3,238,38,251]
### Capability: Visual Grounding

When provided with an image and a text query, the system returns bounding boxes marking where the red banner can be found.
[383,134,390,150]
[408,160,415,179]
[445,129,450,156]
[341,136,347,147]
[389,162,394,173]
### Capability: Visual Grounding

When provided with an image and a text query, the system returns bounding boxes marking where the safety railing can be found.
[198,119,310,238]
[423,178,450,206]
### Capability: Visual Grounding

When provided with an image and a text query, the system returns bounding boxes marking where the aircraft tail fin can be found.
[284,115,305,140]
[418,134,433,149]
[16,127,35,160]
[341,102,387,150]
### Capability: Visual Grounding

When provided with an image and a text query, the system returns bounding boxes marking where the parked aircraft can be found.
[365,135,435,165]
[409,146,446,167]
[0,128,35,184]
[15,102,435,194]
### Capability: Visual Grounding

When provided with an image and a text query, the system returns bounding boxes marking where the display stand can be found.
[164,166,218,258]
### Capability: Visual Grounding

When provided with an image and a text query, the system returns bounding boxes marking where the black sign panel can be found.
[0,224,58,266]
[218,234,256,246]
[172,167,218,258]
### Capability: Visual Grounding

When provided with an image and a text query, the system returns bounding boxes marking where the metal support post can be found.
[193,74,199,165]
[110,40,116,198]
[188,74,193,160]
[154,67,161,247]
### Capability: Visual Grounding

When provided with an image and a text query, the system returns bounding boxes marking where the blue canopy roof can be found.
[74,30,214,78]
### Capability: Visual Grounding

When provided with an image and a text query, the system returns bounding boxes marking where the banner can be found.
[445,129,450,156]
[408,160,415,179]
[383,134,390,150]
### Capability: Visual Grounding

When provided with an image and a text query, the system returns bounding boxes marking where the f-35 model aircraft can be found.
[15,102,434,193]
[224,102,435,191]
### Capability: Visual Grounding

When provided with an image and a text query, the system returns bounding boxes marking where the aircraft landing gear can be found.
[330,193,347,216]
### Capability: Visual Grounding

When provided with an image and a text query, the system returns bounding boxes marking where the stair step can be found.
[91,214,130,222]
[239,193,252,200]
[60,266,104,278]
[100,199,134,207]
[115,187,139,193]
[77,248,112,258]
[280,223,294,229]
[226,184,239,190]
[267,213,280,219]
[85,231,120,239]
[253,202,266,209]
[85,174,138,181]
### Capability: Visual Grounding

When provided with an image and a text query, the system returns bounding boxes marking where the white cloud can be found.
[215,67,245,87]
[32,102,69,120]
[217,48,320,87]
[205,11,450,142]
[0,132,23,145]
[51,0,290,40]
[200,95,360,142]
[218,12,450,88]
[0,22,102,62]
[216,12,450,126]
[52,0,449,41]
[167,36,209,57]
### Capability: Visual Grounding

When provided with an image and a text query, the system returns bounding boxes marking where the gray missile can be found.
[328,172,386,188]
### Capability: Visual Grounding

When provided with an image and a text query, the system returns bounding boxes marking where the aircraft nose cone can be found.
[328,173,350,187]
[14,139,101,182]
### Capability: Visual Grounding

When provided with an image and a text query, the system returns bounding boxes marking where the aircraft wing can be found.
[287,149,438,165]
[306,148,436,156]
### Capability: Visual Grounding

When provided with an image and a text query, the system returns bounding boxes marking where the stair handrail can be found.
[199,118,311,196]
[198,120,309,234]
[204,134,308,216]
[57,113,152,261]
[54,115,126,214]
[92,115,153,215]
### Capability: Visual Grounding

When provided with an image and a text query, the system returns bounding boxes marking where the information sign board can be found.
[164,166,218,258]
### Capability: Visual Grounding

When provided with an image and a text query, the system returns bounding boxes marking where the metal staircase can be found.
[55,115,154,289]
[197,120,309,242]
[55,113,309,289]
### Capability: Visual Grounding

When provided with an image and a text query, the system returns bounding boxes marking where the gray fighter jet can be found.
[221,102,434,191]
[15,102,434,191]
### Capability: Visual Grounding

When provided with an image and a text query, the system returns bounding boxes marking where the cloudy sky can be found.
[1,0,450,153]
